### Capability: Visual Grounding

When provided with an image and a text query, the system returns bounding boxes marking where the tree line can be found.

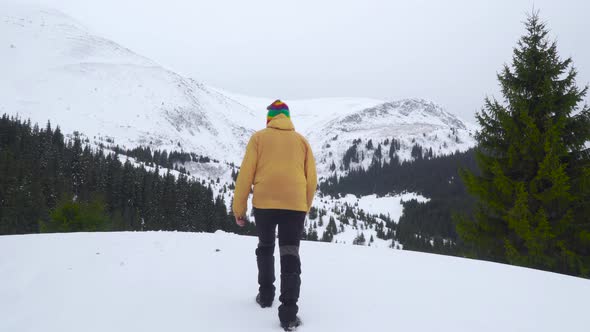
[110,145,218,174]
[320,145,478,255]
[0,115,255,236]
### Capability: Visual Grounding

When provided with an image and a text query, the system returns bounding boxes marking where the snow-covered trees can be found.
[0,115,253,235]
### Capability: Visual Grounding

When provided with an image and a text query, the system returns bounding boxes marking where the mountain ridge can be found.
[1,4,476,173]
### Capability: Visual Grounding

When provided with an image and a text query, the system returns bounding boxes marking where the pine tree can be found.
[321,230,333,242]
[327,216,338,235]
[301,227,308,240]
[308,206,318,220]
[307,227,318,241]
[458,12,590,277]
[353,232,366,246]
[375,143,382,161]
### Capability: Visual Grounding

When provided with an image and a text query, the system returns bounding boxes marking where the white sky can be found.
[13,0,590,121]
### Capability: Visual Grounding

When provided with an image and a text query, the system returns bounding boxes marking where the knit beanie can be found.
[266,100,290,124]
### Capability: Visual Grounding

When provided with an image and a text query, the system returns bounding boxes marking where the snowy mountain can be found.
[1,4,477,247]
[1,4,475,174]
[225,93,476,176]
[1,231,589,332]
[0,4,256,163]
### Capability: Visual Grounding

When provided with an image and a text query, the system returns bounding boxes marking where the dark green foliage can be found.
[342,143,359,170]
[321,229,333,242]
[0,115,254,236]
[301,227,308,240]
[307,227,318,241]
[308,206,318,220]
[326,216,338,235]
[320,216,339,243]
[353,232,366,245]
[320,146,478,254]
[321,145,476,199]
[397,199,463,254]
[458,13,590,277]
[374,220,391,240]
[374,144,383,162]
[388,138,401,159]
[110,145,215,173]
[398,200,458,255]
[40,196,110,233]
[410,144,423,160]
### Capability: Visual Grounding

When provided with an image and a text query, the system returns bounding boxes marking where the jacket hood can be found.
[267,114,295,131]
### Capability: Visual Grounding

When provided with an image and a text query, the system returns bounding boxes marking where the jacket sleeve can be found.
[304,139,318,211]
[233,135,258,218]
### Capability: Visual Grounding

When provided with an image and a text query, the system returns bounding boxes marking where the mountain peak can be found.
[2,3,477,171]
[360,99,468,130]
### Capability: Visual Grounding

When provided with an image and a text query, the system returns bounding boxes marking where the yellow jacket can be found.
[233,114,317,218]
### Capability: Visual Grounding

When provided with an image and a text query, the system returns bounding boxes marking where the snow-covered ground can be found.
[1,232,588,332]
[304,193,430,248]
[325,193,430,221]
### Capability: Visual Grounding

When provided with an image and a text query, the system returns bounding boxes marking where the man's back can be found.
[250,116,313,213]
[233,112,316,219]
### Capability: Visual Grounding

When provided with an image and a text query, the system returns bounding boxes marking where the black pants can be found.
[254,208,305,323]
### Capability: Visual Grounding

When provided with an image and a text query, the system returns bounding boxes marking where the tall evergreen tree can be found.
[458,13,590,277]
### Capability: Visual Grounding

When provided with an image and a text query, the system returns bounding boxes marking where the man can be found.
[233,100,317,331]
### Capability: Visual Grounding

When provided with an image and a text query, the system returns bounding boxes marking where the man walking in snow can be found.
[233,100,317,331]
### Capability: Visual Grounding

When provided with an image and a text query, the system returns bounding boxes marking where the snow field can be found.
[1,232,589,332]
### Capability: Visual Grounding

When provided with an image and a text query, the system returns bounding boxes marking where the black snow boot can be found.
[280,316,302,331]
[256,293,273,308]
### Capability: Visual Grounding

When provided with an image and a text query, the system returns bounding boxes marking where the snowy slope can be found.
[0,4,256,163]
[2,4,476,173]
[1,232,589,332]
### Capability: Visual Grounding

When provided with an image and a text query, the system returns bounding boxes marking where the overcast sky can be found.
[17,0,590,121]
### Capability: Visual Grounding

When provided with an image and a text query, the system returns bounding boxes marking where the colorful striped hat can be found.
[267,100,290,124]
